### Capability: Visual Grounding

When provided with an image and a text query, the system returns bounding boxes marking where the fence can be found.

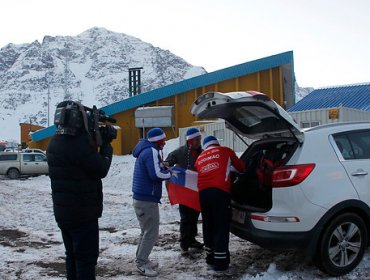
[179,121,253,153]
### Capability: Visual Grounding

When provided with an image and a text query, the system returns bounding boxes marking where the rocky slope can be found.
[0,27,206,141]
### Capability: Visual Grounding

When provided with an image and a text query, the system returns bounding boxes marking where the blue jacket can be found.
[132,139,171,203]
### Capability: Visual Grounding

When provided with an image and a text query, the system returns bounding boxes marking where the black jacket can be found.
[47,132,113,225]
[165,144,202,171]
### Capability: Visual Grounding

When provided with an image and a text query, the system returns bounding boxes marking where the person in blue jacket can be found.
[132,127,171,277]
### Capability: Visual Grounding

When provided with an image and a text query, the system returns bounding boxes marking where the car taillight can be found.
[250,214,300,223]
[272,164,315,188]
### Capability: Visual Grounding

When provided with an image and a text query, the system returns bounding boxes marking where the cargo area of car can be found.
[231,138,299,212]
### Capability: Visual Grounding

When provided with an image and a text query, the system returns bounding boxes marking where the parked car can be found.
[22,148,46,155]
[0,152,48,179]
[4,147,20,152]
[191,91,370,276]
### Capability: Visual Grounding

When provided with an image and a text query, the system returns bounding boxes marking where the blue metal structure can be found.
[288,83,370,112]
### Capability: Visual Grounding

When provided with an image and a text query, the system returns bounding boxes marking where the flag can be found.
[166,166,200,211]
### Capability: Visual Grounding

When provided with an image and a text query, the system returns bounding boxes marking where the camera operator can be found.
[47,101,115,280]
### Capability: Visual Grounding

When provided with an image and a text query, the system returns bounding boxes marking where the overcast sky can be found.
[1,0,369,88]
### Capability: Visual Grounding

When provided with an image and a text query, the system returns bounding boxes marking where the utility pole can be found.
[47,84,50,126]
[45,70,52,127]
[63,43,71,99]
[64,55,69,98]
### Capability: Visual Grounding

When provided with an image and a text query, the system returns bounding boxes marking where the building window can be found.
[301,121,320,128]
[301,122,310,128]
[311,121,320,127]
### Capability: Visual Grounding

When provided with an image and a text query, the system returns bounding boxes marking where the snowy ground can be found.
[0,139,369,279]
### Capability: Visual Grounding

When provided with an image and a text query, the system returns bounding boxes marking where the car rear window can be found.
[334,135,354,160]
[334,130,370,160]
[234,106,277,127]
[0,154,18,161]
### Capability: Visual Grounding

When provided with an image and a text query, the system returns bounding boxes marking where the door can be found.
[21,154,36,174]
[34,154,48,174]
[333,130,370,206]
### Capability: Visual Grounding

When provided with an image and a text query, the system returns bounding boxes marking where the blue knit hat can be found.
[203,135,220,149]
[186,127,201,140]
[147,128,166,142]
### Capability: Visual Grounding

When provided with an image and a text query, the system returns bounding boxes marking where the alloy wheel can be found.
[328,222,361,267]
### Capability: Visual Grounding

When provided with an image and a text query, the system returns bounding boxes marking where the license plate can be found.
[232,208,246,224]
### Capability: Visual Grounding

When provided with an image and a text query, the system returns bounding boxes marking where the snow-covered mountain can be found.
[295,83,314,102]
[0,27,206,141]
[0,28,314,142]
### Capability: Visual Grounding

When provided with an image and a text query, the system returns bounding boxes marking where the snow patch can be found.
[0,137,369,279]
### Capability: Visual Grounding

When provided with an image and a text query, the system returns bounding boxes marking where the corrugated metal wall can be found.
[289,107,370,128]
[179,121,254,153]
[289,109,333,126]
[340,107,370,122]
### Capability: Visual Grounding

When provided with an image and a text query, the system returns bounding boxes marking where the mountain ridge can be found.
[0,27,313,142]
[0,27,206,141]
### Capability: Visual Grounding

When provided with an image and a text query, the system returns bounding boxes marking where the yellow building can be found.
[20,123,45,148]
[30,51,296,155]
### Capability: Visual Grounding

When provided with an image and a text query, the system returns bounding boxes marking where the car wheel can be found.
[7,168,20,179]
[317,212,368,276]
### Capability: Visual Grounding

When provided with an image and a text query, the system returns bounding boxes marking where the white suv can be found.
[191,91,370,276]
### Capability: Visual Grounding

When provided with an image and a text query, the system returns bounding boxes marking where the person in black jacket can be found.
[47,101,113,280]
[165,127,203,254]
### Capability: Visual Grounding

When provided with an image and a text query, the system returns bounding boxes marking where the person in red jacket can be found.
[195,136,245,271]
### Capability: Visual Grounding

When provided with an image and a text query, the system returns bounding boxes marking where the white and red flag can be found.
[166,166,200,211]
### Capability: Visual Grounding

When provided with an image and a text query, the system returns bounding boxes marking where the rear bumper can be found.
[230,218,318,256]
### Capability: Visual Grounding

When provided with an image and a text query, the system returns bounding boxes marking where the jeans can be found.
[133,199,160,267]
[58,219,99,280]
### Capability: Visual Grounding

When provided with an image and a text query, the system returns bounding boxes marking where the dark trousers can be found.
[200,188,231,271]
[58,219,99,280]
[179,204,200,248]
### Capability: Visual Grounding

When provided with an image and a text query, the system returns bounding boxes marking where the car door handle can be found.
[351,170,368,176]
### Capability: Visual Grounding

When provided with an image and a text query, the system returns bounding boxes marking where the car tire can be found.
[317,212,368,276]
[7,168,20,179]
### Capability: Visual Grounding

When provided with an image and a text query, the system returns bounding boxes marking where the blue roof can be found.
[31,125,57,141]
[288,83,370,112]
[31,51,294,142]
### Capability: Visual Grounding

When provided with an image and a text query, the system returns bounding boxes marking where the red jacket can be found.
[195,145,246,193]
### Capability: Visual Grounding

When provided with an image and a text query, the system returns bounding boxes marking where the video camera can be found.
[54,100,117,146]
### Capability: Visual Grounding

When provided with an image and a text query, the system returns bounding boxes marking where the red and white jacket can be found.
[195,145,246,193]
